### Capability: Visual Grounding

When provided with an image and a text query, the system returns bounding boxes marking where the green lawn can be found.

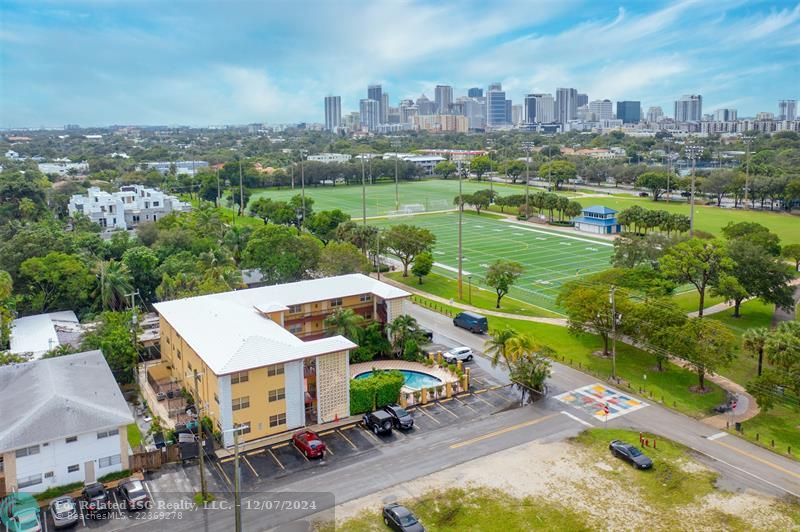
[708,299,774,386]
[741,406,800,458]
[375,212,614,313]
[671,289,727,313]
[127,423,143,448]
[387,271,563,318]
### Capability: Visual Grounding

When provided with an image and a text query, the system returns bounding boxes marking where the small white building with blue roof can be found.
[573,205,621,235]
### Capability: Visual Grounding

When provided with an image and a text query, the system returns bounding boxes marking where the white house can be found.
[68,185,190,231]
[9,311,82,360]
[0,351,134,494]
[307,153,351,164]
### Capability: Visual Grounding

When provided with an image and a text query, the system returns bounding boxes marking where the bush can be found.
[350,346,374,364]
[402,339,419,361]
[98,469,132,483]
[349,370,405,414]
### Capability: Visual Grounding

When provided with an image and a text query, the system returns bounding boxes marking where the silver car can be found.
[443,346,473,363]
[50,496,79,528]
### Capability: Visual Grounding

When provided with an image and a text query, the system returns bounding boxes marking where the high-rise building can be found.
[324,96,341,131]
[577,93,589,107]
[457,96,485,130]
[556,88,578,124]
[524,94,538,123]
[416,94,436,115]
[713,108,737,122]
[468,87,483,98]
[381,93,389,124]
[674,94,702,122]
[756,112,775,121]
[505,99,512,124]
[616,101,641,124]
[487,83,508,127]
[524,93,555,124]
[359,99,379,131]
[589,99,614,120]
[399,99,418,124]
[368,84,383,124]
[434,85,453,114]
[646,106,664,123]
[778,99,797,121]
[511,104,523,126]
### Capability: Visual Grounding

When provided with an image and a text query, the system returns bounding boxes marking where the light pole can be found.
[238,154,244,218]
[468,274,472,305]
[523,142,534,220]
[610,286,617,382]
[222,425,249,532]
[361,155,367,225]
[394,151,400,211]
[457,162,465,300]
[300,149,307,218]
[685,144,703,237]
[665,141,671,204]
[742,135,755,209]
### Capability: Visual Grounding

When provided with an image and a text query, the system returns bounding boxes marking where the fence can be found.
[129,446,181,471]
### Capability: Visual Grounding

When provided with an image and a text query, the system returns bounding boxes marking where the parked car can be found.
[609,440,653,470]
[118,479,150,510]
[638,191,649,197]
[382,503,425,531]
[8,508,42,532]
[49,496,79,528]
[453,311,488,333]
[443,346,473,363]
[82,482,111,518]
[383,404,414,430]
[363,410,394,435]
[419,326,434,341]
[292,430,327,459]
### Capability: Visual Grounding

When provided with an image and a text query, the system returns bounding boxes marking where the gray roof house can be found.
[0,351,134,494]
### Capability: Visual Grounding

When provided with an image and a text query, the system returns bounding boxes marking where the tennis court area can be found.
[374,212,614,313]
[249,179,527,218]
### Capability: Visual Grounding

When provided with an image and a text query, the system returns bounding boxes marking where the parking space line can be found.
[143,480,155,503]
[220,456,235,463]
[325,444,335,455]
[337,428,358,450]
[215,460,233,487]
[453,396,479,414]
[42,511,48,532]
[318,430,335,436]
[436,401,460,419]
[416,406,442,424]
[439,397,454,403]
[361,426,382,442]
[450,413,559,449]
[242,455,259,477]
[294,443,310,462]
[470,392,494,406]
[268,448,285,470]
[273,442,289,448]
[79,505,86,527]
[473,388,489,394]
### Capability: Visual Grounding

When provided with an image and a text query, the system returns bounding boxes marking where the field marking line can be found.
[450,413,560,449]
[337,429,358,450]
[268,448,285,469]
[713,440,800,479]
[560,411,594,427]
[500,221,614,246]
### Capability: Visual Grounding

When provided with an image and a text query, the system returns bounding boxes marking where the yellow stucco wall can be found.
[228,366,288,440]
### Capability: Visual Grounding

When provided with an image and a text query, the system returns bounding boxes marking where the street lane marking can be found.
[560,410,594,427]
[436,401,460,419]
[714,440,800,480]
[337,429,358,450]
[450,413,560,449]
[692,447,800,498]
[242,455,259,477]
[268,448,285,470]
[416,406,442,424]
[706,432,728,441]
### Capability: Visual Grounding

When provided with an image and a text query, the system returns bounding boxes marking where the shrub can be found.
[349,370,405,414]
[402,339,419,361]
[349,346,374,364]
[35,482,84,502]
[98,469,132,483]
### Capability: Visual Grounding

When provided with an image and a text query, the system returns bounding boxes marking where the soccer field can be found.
[373,212,614,313]
[250,179,530,218]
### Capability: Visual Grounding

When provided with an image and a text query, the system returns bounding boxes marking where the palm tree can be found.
[93,260,133,311]
[324,308,364,342]
[484,327,517,370]
[742,327,769,377]
[385,314,421,355]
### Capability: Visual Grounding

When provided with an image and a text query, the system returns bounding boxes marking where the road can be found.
[117,302,798,531]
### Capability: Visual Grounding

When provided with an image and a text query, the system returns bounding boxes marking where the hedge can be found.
[350,370,405,414]
[35,482,83,502]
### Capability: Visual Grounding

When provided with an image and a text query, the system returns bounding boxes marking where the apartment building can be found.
[0,351,133,495]
[152,274,410,447]
[68,185,190,230]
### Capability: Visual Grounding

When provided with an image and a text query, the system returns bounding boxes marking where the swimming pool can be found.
[354,369,443,391]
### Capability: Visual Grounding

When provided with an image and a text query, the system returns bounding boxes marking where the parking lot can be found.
[212,374,520,491]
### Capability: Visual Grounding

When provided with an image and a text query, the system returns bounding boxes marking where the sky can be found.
[1,0,799,128]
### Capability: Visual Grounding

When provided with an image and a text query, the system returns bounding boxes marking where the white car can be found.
[444,346,473,363]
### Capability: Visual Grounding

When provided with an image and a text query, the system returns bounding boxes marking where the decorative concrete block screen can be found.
[316,351,349,424]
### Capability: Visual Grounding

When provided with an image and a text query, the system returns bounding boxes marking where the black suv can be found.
[363,410,393,435]
[383,404,414,430]
[82,482,110,518]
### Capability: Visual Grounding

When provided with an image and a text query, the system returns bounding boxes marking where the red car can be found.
[292,430,326,458]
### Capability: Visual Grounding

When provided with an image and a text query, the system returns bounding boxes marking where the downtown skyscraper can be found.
[435,85,453,114]
[674,95,703,122]
[556,87,578,124]
[324,96,341,131]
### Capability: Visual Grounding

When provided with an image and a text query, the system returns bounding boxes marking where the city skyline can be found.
[1,0,800,127]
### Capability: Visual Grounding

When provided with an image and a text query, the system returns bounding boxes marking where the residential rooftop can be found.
[9,310,81,359]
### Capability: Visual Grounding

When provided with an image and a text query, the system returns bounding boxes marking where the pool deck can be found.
[350,360,458,392]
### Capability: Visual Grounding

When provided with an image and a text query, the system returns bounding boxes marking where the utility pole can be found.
[457,162,464,300]
[125,290,140,385]
[610,286,617,382]
[524,142,533,219]
[361,156,367,225]
[375,229,381,281]
[686,144,702,237]
[222,425,248,532]
[190,370,207,501]
[665,142,671,203]
[742,136,755,209]
[238,155,244,218]
[300,150,306,218]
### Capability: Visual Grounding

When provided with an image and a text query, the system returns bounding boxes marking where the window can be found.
[15,445,40,458]
[232,396,250,411]
[187,361,193,371]
[166,336,170,345]
[269,413,286,427]
[67,464,80,473]
[234,423,251,435]
[99,454,121,468]
[288,324,303,335]
[153,201,160,207]
[97,429,119,439]
[330,298,342,307]
[176,349,182,360]
[17,473,42,488]
[231,371,249,384]
[267,364,284,377]
[365,313,372,320]
[214,393,219,404]
[288,304,303,314]
[360,294,372,302]
[268,388,286,402]
[44,471,54,479]
[65,436,77,444]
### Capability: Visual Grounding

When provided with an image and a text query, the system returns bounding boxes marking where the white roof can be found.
[154,274,409,375]
[9,311,80,358]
